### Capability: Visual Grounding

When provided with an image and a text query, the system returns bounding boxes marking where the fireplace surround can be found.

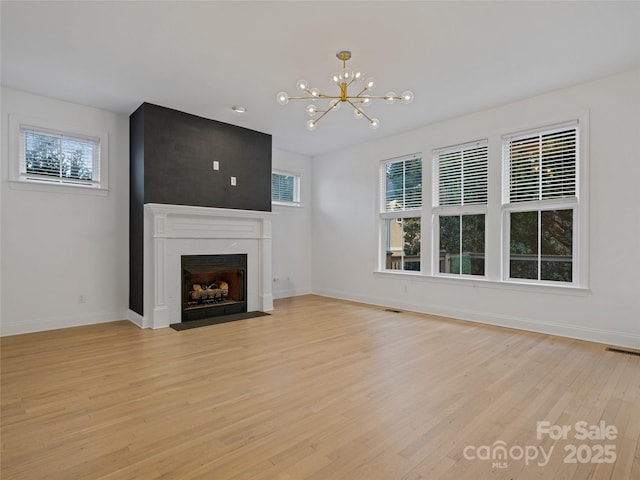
[128,203,274,329]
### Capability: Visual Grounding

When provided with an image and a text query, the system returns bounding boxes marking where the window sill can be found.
[272,201,302,208]
[8,179,109,196]
[373,270,590,296]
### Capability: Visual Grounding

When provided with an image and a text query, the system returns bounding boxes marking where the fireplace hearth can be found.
[181,254,247,322]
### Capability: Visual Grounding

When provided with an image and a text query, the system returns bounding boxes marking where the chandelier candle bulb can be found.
[365,78,376,90]
[276,49,413,130]
[276,92,289,105]
[401,90,415,104]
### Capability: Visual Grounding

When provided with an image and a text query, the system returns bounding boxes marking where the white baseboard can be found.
[312,288,640,351]
[0,310,128,336]
[4,292,636,351]
[273,288,313,300]
[127,309,145,328]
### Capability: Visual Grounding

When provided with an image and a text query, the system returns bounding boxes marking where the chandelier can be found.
[276,50,414,131]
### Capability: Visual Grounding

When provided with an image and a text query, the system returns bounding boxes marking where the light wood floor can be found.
[2,295,639,480]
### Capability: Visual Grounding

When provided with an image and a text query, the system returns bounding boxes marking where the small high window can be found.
[10,115,108,192]
[23,129,97,183]
[271,170,301,206]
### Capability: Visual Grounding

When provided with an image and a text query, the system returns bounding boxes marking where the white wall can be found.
[311,69,640,350]
[1,88,129,335]
[271,148,313,299]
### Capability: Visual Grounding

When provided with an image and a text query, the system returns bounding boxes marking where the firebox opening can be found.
[181,254,247,322]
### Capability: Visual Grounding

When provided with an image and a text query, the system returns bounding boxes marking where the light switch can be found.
[231,176,237,186]
[213,160,219,170]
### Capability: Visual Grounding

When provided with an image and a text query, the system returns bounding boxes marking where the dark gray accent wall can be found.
[129,108,145,315]
[129,102,272,316]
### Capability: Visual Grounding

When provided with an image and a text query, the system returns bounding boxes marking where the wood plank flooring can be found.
[2,295,639,479]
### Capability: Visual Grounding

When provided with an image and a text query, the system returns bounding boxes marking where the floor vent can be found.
[606,347,640,357]
[384,308,402,313]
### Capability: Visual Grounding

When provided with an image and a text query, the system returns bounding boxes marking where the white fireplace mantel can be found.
[129,203,275,329]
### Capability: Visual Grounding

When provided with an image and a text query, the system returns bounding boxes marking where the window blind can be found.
[507,124,577,203]
[271,172,295,202]
[23,129,96,183]
[436,143,488,206]
[383,155,422,212]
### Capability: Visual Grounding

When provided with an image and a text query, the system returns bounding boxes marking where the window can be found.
[503,122,578,284]
[380,154,422,271]
[23,129,97,183]
[9,115,108,192]
[433,141,488,276]
[373,116,586,290]
[271,170,300,206]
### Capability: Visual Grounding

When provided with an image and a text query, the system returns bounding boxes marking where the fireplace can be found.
[181,254,247,322]
[128,203,273,330]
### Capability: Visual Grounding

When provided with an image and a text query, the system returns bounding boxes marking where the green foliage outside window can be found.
[510,209,573,282]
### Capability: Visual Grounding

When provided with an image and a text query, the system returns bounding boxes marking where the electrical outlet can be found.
[231,176,237,186]
[213,160,219,170]
[78,294,86,304]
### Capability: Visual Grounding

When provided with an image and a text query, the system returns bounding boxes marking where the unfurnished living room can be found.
[1,2,639,479]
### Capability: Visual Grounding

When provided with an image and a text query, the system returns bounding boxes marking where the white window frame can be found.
[271,169,301,207]
[9,114,109,194]
[372,113,588,294]
[378,153,423,273]
[501,120,583,286]
[432,140,488,278]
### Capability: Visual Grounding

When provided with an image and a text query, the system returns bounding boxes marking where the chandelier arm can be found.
[348,90,405,100]
[353,87,368,97]
[355,95,402,100]
[311,105,335,125]
[346,100,374,123]
[286,95,341,100]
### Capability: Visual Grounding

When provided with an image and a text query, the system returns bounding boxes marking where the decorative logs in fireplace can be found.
[189,281,229,303]
[181,254,247,322]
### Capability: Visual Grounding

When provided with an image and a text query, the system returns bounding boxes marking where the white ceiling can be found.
[2,1,640,157]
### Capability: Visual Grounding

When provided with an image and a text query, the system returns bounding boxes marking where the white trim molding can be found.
[313,285,638,351]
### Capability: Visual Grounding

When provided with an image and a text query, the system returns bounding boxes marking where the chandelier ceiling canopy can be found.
[276,50,414,131]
